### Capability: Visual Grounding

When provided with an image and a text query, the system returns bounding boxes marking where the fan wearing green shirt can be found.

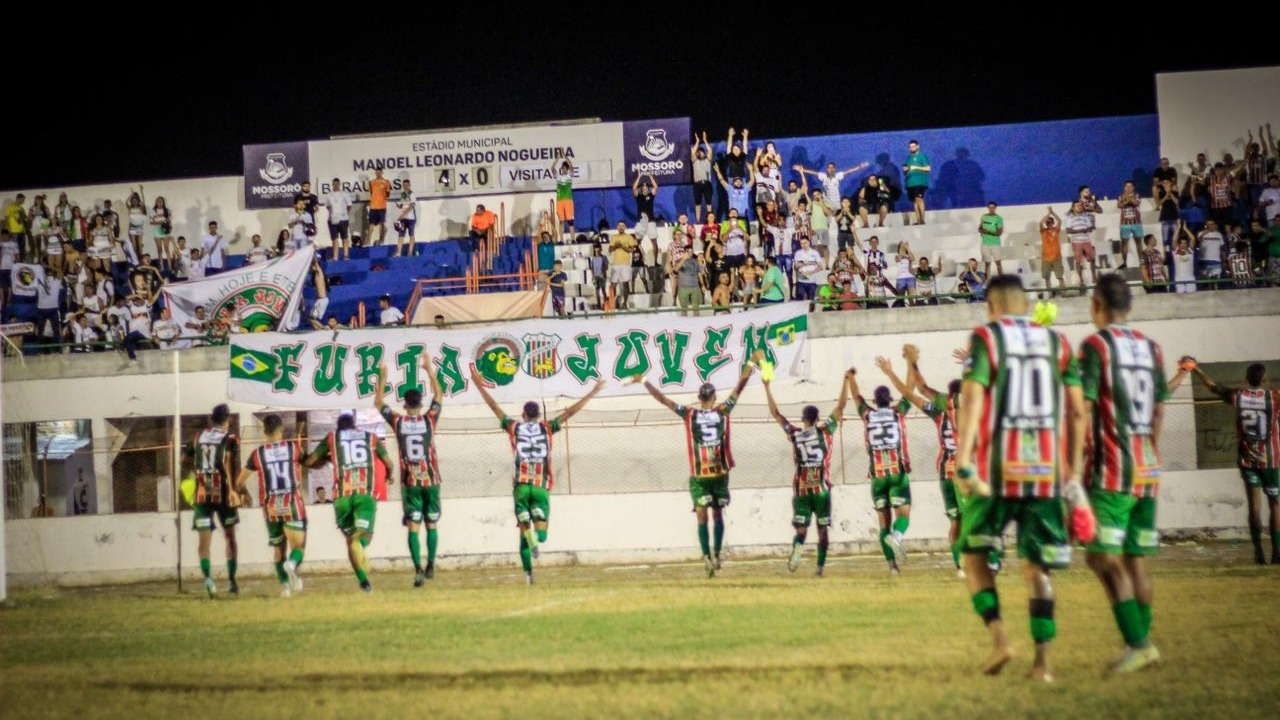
[902,139,932,225]
[979,201,1005,276]
[759,255,787,304]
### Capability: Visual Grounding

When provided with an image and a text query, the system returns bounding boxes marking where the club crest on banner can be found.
[260,152,294,185]
[521,333,561,379]
[474,334,521,387]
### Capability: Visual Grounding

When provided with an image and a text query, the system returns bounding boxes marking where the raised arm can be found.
[875,355,927,409]
[841,161,870,175]
[632,173,641,197]
[640,376,679,412]
[374,364,390,411]
[424,351,443,404]
[1190,365,1221,396]
[792,163,817,178]
[469,366,507,420]
[726,358,757,404]
[648,173,658,192]
[714,164,729,189]
[761,375,786,427]
[833,369,855,418]
[847,366,862,404]
[556,378,606,424]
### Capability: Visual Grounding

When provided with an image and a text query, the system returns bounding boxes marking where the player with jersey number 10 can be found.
[471,368,605,585]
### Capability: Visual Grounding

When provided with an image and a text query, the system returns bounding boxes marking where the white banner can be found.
[227,304,810,409]
[162,247,315,334]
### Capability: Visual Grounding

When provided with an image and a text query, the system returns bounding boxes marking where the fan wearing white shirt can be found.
[792,237,825,305]
[201,222,225,274]
[152,307,183,349]
[394,179,417,258]
[324,177,354,261]
[246,234,274,264]
[378,294,405,326]
[287,198,315,252]
[120,294,153,361]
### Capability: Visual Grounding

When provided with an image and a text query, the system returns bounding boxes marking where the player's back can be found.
[1082,325,1166,495]
[1229,387,1280,469]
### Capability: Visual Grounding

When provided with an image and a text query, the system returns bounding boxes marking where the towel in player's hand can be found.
[1063,480,1097,544]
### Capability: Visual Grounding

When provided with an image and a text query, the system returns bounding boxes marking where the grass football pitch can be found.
[2,542,1278,720]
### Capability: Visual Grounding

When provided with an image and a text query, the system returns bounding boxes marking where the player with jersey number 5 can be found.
[953,274,1096,682]
[638,358,758,577]
[1079,274,1169,674]
[235,413,308,598]
[762,367,855,577]
[304,414,393,593]
[375,351,444,587]
[471,368,606,585]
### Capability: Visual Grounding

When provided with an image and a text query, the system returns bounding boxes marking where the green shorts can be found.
[956,495,1071,569]
[792,490,832,527]
[266,518,308,546]
[871,473,911,510]
[334,494,377,537]
[403,485,442,524]
[514,483,551,523]
[940,479,960,520]
[1241,468,1280,498]
[689,476,731,509]
[192,502,238,532]
[1086,489,1158,556]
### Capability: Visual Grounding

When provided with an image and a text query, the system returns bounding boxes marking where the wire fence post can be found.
[172,350,183,594]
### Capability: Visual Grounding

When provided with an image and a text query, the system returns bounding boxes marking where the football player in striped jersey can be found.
[236,413,308,597]
[850,365,914,573]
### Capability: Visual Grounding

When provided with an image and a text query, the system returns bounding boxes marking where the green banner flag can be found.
[229,345,278,383]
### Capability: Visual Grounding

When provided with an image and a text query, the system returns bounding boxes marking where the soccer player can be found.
[375,354,444,587]
[953,274,1095,681]
[470,368,605,584]
[850,365,914,573]
[639,361,757,577]
[1079,274,1169,673]
[1190,362,1280,564]
[763,368,855,576]
[235,413,307,598]
[186,403,244,598]
[304,414,393,593]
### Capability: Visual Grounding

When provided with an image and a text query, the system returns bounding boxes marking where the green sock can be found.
[697,524,711,556]
[289,548,304,568]
[1112,599,1146,646]
[355,568,368,584]
[199,558,211,579]
[274,561,288,584]
[1273,531,1280,553]
[951,545,961,569]
[972,588,999,624]
[1250,526,1263,546]
[536,528,548,544]
[878,528,894,562]
[817,540,828,567]
[1137,601,1152,637]
[519,536,533,573]
[358,535,370,549]
[408,531,422,572]
[892,515,909,535]
[1029,599,1056,643]
[713,519,724,555]
[794,533,806,546]
[227,559,237,583]
[427,529,439,565]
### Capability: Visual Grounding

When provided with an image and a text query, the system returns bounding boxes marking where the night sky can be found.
[6,13,1273,191]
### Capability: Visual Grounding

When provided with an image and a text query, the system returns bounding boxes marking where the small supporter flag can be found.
[229,345,278,383]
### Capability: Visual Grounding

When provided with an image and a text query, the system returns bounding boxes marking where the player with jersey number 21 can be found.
[953,274,1096,682]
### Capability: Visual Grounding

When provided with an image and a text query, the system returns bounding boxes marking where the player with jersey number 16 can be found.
[953,274,1096,682]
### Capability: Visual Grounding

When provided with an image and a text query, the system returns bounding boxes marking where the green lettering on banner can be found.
[694,326,731,381]
[313,343,350,395]
[396,345,425,400]
[655,331,691,385]
[353,344,385,397]
[612,330,651,379]
[435,345,467,396]
[565,334,602,383]
[739,324,777,369]
[273,343,305,392]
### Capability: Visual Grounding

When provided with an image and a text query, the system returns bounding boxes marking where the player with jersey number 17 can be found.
[953,274,1095,682]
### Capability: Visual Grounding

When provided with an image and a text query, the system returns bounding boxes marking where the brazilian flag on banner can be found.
[768,313,808,346]
[229,345,277,383]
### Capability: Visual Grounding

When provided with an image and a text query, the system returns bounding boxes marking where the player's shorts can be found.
[1120,223,1144,240]
[334,493,377,536]
[689,475,731,509]
[1041,257,1064,280]
[193,501,239,531]
[556,198,574,222]
[328,220,350,240]
[368,209,386,225]
[1241,467,1280,497]
[514,483,551,523]
[979,245,1000,263]
[402,484,442,524]
[1071,240,1096,263]
[265,517,308,546]
[871,472,911,510]
[792,490,832,527]
[1086,489,1158,556]
[906,186,927,201]
[609,265,634,284]
[693,181,713,206]
[957,496,1071,569]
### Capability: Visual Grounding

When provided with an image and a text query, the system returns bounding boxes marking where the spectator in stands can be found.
[809,190,834,255]
[1155,178,1180,251]
[711,271,733,314]
[978,201,1004,276]
[863,263,897,309]
[67,312,96,353]
[671,212,696,253]
[28,195,51,265]
[914,255,939,305]
[858,174,893,229]
[793,237,824,306]
[294,180,320,221]
[629,241,647,296]
[124,191,147,263]
[781,175,807,218]
[394,178,417,257]
[547,260,567,318]
[1,230,19,306]
[5,193,27,261]
[1207,163,1235,229]
[171,237,192,281]
[315,486,332,504]
[818,272,842,311]
[378,294,405,326]
[185,305,210,347]
[99,199,121,241]
[834,197,860,254]
[433,314,446,329]
[957,258,986,302]
[120,293,154,363]
[758,254,786,305]
[795,160,869,222]
[831,247,864,297]
[468,203,496,254]
[368,168,391,246]
[759,198,783,260]
[552,158,576,241]
[33,266,62,351]
[1039,207,1065,296]
[1140,234,1168,293]
[129,255,164,300]
[1226,238,1254,288]
[893,241,916,304]
[287,198,316,253]
[737,254,761,306]
[608,222,637,311]
[535,229,556,278]
[691,132,714,222]
[152,307,181,349]
[149,196,173,273]
[324,177,354,261]
[753,157,782,228]
[1152,157,1178,192]
[1116,181,1144,269]
[1065,199,1098,286]
[201,221,225,275]
[863,235,886,275]
[715,164,753,220]
[1171,222,1197,293]
[902,140,931,225]
[589,245,608,310]
[1260,174,1280,225]
[66,206,87,257]
[1197,219,1225,287]
[632,173,659,241]
[246,234,272,264]
[722,127,751,182]
[720,208,749,289]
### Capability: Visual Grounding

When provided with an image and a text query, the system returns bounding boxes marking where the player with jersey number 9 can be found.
[471,366,605,585]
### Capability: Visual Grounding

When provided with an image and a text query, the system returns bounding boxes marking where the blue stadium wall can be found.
[574,115,1159,229]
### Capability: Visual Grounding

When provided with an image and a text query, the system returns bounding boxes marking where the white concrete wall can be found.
[1156,66,1280,167]
[2,468,1246,588]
